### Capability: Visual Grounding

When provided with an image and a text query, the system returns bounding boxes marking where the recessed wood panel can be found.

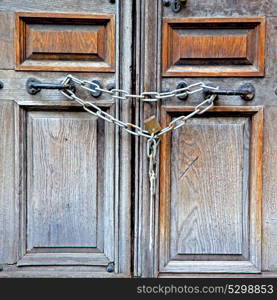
[16,12,115,72]
[27,112,98,248]
[159,106,263,274]
[162,17,265,77]
[15,107,116,268]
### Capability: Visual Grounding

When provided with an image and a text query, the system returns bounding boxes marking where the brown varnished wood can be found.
[16,12,115,72]
[178,35,248,59]
[162,17,266,77]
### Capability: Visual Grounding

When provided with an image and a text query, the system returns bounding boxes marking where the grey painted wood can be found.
[170,118,249,256]
[0,101,17,264]
[27,112,98,248]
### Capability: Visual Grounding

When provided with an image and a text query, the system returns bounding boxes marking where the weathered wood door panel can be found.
[159,107,263,274]
[135,0,276,278]
[0,1,132,277]
[1,0,277,278]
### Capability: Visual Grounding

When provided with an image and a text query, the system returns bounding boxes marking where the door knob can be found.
[203,83,255,101]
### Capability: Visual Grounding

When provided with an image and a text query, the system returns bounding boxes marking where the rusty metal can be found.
[144,116,162,134]
[26,78,75,95]
[203,83,255,101]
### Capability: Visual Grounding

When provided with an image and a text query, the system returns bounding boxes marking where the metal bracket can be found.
[90,80,103,98]
[163,0,187,13]
[176,81,189,101]
[203,83,255,101]
[26,77,75,95]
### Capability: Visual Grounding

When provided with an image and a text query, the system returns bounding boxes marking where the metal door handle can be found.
[203,83,255,101]
[25,77,115,98]
[26,78,76,95]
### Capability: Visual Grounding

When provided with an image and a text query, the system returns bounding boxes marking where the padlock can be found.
[144,116,162,134]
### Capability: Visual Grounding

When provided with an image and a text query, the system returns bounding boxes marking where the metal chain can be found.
[61,74,218,140]
[60,74,218,202]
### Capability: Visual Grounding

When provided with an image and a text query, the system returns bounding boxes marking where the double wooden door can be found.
[0,0,276,278]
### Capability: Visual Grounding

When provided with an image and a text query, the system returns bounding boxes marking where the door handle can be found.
[25,77,113,98]
[163,0,187,13]
[26,77,76,95]
[203,83,255,101]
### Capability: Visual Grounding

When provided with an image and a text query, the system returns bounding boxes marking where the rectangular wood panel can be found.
[162,17,265,77]
[0,101,17,264]
[15,105,116,268]
[159,106,263,274]
[170,118,248,256]
[27,112,98,248]
[16,12,115,72]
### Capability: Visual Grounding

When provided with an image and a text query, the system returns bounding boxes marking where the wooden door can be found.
[0,1,133,277]
[1,0,277,279]
[135,0,276,278]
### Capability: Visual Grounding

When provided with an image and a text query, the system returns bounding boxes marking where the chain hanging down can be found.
[60,74,218,199]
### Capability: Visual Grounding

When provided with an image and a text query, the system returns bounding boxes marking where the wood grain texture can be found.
[28,30,98,55]
[14,107,116,268]
[17,253,109,266]
[27,112,98,248]
[0,0,133,277]
[159,106,263,274]
[262,107,277,271]
[162,17,265,77]
[170,117,249,256]
[0,13,14,69]
[0,101,17,264]
[16,12,115,72]
[0,0,117,14]
[162,0,271,18]
[178,35,247,59]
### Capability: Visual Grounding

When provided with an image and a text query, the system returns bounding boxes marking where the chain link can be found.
[60,74,218,201]
[61,74,218,140]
